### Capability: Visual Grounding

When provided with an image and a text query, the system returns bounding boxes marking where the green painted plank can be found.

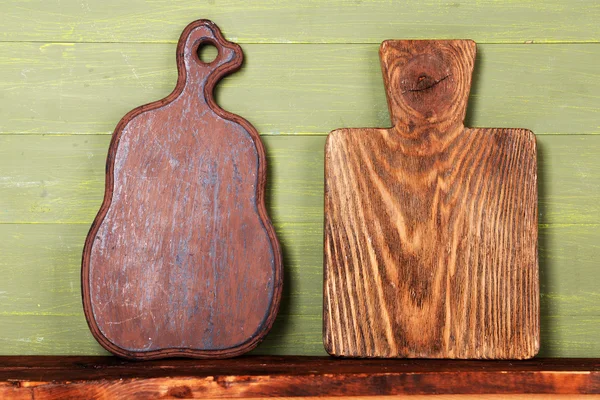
[0,223,598,356]
[0,315,107,355]
[540,225,600,316]
[0,314,596,357]
[1,0,598,44]
[537,135,600,225]
[1,43,598,135]
[1,134,599,225]
[0,135,325,225]
[539,316,600,358]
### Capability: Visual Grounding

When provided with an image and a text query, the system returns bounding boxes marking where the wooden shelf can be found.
[0,356,598,398]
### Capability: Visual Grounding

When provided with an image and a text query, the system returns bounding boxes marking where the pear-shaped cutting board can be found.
[324,40,539,359]
[82,20,282,359]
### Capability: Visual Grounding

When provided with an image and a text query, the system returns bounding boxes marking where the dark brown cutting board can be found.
[82,20,282,360]
[324,40,539,359]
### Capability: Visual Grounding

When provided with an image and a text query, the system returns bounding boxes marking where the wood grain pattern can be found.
[81,20,282,359]
[324,40,539,359]
[0,356,598,398]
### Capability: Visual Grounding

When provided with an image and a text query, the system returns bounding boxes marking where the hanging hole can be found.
[197,42,218,64]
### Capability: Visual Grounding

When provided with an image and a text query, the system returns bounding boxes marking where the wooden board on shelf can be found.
[82,20,282,359]
[324,40,538,359]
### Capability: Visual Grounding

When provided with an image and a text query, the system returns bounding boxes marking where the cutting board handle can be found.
[379,40,476,133]
[81,19,283,359]
[176,20,243,98]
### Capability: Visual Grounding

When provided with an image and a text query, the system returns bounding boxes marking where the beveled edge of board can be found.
[81,19,283,360]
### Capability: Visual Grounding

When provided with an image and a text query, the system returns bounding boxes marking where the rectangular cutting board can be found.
[323,40,539,359]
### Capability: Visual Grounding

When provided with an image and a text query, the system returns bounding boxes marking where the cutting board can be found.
[82,20,282,360]
[324,40,539,359]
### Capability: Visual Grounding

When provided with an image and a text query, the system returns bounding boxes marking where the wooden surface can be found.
[2,0,599,43]
[0,356,598,398]
[81,20,282,359]
[0,1,598,358]
[324,40,538,358]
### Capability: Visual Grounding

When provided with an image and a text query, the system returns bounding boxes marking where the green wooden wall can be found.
[0,1,598,357]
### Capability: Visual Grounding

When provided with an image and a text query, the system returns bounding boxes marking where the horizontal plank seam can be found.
[1,133,599,137]
[0,313,598,318]
[0,222,598,227]
[1,40,599,45]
